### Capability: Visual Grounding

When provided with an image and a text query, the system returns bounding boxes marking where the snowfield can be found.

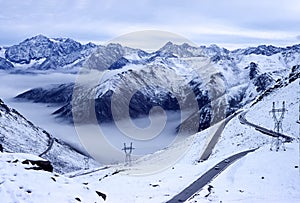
[189,143,300,203]
[0,153,105,203]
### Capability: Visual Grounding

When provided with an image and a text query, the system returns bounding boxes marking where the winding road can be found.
[39,133,54,157]
[200,110,243,161]
[166,148,257,203]
[167,110,294,202]
[238,111,294,142]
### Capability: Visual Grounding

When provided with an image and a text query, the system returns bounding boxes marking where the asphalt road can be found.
[238,112,293,142]
[200,110,243,161]
[39,134,54,157]
[166,148,257,203]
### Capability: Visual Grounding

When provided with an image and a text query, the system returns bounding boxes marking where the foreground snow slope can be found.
[0,153,105,203]
[188,143,300,203]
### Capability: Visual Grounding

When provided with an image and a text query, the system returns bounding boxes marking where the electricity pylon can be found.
[270,101,287,151]
[122,142,135,166]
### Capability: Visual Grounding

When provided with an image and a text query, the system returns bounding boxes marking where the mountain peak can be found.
[158,41,203,57]
[24,34,50,43]
[159,41,175,50]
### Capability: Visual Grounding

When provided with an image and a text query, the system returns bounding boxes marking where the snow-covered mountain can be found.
[1,35,97,72]
[14,38,300,135]
[0,57,14,70]
[0,99,99,174]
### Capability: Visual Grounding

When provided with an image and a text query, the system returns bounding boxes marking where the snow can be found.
[188,143,300,203]
[12,58,47,69]
[0,47,5,58]
[246,79,299,139]
[188,79,300,203]
[0,153,105,203]
[0,97,100,174]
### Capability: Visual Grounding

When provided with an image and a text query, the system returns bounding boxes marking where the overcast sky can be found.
[1,0,300,49]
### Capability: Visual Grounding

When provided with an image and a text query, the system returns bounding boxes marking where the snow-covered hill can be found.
[0,99,99,174]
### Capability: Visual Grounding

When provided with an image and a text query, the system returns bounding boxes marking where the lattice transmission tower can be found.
[270,101,287,151]
[122,142,135,166]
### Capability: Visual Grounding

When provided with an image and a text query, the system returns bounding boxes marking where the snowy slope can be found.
[188,143,300,203]
[0,153,105,203]
[0,99,99,174]
[187,78,300,202]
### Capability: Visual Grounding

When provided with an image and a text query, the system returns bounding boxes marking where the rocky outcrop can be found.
[22,159,53,172]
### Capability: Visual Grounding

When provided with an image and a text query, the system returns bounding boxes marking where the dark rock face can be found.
[253,73,274,92]
[244,45,283,56]
[15,83,74,104]
[0,57,14,69]
[233,45,284,56]
[52,87,181,124]
[289,65,300,83]
[84,43,126,71]
[249,62,258,80]
[5,35,53,64]
[158,42,203,57]
[108,57,129,70]
[22,159,53,172]
[246,62,274,93]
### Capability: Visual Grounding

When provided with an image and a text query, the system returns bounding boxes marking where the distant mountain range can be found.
[0,35,97,72]
[4,35,300,134]
[1,34,299,72]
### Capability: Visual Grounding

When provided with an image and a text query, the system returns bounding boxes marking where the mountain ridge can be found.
[1,34,300,72]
